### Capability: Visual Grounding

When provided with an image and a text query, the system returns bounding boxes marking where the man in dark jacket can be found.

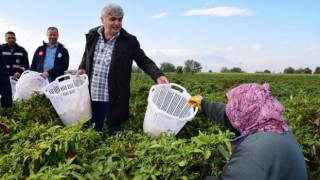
[1,31,29,79]
[0,47,13,108]
[77,3,169,134]
[30,27,69,82]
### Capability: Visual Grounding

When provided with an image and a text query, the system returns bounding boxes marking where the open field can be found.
[1,73,319,179]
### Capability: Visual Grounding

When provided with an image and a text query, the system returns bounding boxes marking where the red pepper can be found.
[33,159,40,174]
[127,152,135,158]
[67,149,75,158]
[1,124,7,134]
[307,119,317,125]
[152,163,158,169]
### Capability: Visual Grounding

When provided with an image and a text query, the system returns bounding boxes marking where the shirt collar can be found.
[97,26,120,41]
[47,42,58,48]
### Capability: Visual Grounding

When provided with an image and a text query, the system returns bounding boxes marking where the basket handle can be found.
[56,74,73,82]
[148,83,189,97]
[10,76,18,82]
[55,74,88,82]
[21,70,42,76]
[20,70,31,76]
[80,74,88,80]
[20,70,47,81]
[149,83,169,94]
[168,83,187,93]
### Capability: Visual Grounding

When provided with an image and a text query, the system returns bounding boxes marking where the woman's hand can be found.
[188,95,203,110]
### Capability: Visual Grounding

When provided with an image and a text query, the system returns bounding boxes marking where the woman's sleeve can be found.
[201,98,237,133]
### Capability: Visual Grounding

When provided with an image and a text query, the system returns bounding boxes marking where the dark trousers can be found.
[89,101,119,134]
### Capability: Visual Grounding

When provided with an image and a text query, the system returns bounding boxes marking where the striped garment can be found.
[90,26,119,101]
[1,44,29,76]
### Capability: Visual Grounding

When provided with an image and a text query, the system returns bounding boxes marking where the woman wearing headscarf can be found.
[188,83,307,180]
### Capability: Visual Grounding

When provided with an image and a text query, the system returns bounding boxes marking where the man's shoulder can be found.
[1,43,8,49]
[118,28,138,43]
[15,44,28,52]
[120,28,135,38]
[35,44,45,51]
[88,26,101,34]
[57,43,69,52]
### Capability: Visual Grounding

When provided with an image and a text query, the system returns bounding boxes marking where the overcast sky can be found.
[1,0,319,73]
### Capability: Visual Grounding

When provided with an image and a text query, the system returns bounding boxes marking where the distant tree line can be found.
[131,60,320,75]
[282,67,320,74]
[221,66,320,74]
[220,67,246,73]
[132,59,202,74]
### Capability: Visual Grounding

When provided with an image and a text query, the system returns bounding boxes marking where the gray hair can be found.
[101,4,124,18]
[47,27,59,34]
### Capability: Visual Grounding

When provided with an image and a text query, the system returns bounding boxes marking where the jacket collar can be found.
[42,41,63,48]
[89,26,130,39]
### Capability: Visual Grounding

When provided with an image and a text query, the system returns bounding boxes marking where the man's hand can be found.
[156,76,169,84]
[188,95,203,110]
[13,72,21,79]
[41,71,49,78]
[76,69,86,76]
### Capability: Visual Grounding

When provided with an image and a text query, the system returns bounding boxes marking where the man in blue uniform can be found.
[0,46,13,108]
[1,31,29,79]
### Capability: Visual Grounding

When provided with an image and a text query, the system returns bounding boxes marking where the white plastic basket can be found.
[13,70,49,101]
[143,83,198,137]
[42,74,91,126]
[9,76,17,99]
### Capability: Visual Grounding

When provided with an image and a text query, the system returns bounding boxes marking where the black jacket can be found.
[0,48,13,108]
[1,43,29,76]
[30,42,69,81]
[79,26,164,126]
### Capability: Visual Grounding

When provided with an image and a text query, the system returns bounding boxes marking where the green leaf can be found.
[178,160,187,167]
[109,173,116,180]
[149,144,163,149]
[66,156,76,166]
[190,148,203,154]
[218,145,229,160]
[71,171,84,179]
[204,148,211,160]
[165,155,179,160]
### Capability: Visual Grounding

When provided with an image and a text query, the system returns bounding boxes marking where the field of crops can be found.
[1,73,319,179]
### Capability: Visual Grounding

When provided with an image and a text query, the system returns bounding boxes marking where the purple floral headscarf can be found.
[225,83,289,135]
